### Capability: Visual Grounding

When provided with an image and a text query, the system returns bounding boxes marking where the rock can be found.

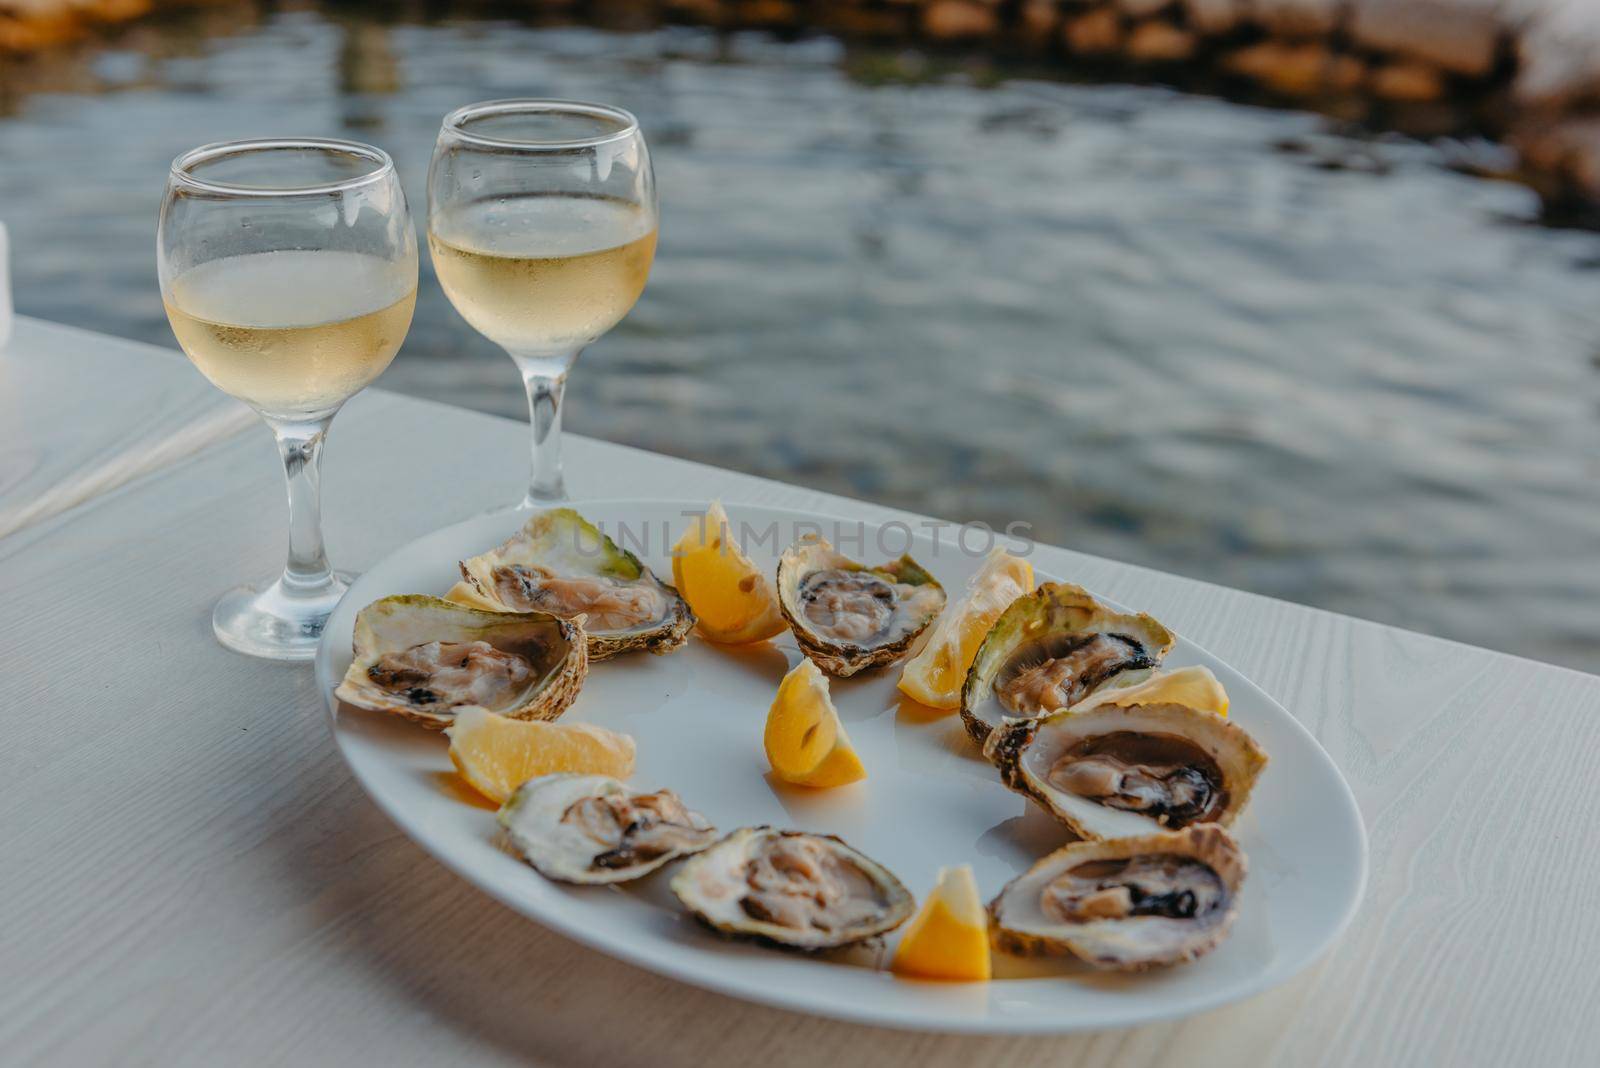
[1224,41,1352,97]
[81,0,151,19]
[922,0,1000,40]
[1115,0,1174,18]
[1561,126,1600,197]
[1513,2,1600,109]
[1014,0,1062,49]
[1062,8,1122,55]
[1127,20,1197,62]
[1370,60,1447,102]
[1327,51,1367,93]
[1253,0,1342,38]
[1509,120,1569,176]
[1185,0,1244,36]
[1017,0,1060,34]
[818,5,914,37]
[0,0,150,51]
[1509,116,1600,202]
[1349,0,1500,78]
[736,0,799,28]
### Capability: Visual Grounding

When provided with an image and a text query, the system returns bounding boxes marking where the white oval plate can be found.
[315,500,1366,1034]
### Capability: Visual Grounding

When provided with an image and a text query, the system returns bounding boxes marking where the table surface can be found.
[3,316,1596,1067]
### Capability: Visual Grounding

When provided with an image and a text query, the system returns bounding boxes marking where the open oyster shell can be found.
[670,827,915,950]
[983,700,1268,839]
[451,507,695,660]
[775,535,946,677]
[960,582,1175,744]
[498,773,718,884]
[334,594,587,730]
[989,824,1247,970]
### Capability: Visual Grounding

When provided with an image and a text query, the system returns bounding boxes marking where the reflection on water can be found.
[3,9,1599,671]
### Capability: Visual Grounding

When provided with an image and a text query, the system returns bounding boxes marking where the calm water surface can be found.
[4,11,1600,671]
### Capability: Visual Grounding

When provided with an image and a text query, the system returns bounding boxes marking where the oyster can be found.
[1068,664,1228,717]
[334,595,586,730]
[989,824,1246,970]
[960,582,1175,744]
[499,773,718,884]
[775,535,946,677]
[984,701,1268,839]
[451,508,695,660]
[670,827,915,950]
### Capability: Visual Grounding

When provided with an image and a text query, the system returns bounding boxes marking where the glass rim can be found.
[168,137,396,198]
[439,98,640,151]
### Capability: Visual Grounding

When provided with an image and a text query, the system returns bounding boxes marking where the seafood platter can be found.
[315,501,1366,1033]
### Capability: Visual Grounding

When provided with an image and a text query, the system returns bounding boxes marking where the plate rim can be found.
[315,496,1369,1034]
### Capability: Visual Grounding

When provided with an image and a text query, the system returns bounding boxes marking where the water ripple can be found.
[2,15,1598,670]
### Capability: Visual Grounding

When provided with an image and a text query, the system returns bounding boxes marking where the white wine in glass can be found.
[429,101,658,506]
[428,194,655,357]
[158,139,418,661]
[164,249,416,418]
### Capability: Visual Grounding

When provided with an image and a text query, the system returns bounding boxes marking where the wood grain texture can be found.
[0,319,256,539]
[2,324,1598,1067]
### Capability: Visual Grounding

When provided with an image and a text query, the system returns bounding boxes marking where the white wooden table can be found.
[3,316,1596,1067]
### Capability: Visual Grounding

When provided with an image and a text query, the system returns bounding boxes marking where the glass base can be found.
[517,489,568,510]
[211,572,355,661]
[478,492,566,518]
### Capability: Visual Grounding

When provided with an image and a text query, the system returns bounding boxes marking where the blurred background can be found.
[2,0,1599,671]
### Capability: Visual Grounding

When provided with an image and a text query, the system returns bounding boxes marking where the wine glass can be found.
[158,138,418,660]
[428,100,657,505]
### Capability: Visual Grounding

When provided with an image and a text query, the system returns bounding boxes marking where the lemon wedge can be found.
[898,547,1034,709]
[672,501,787,644]
[892,864,991,982]
[445,707,636,805]
[764,659,867,788]
[1072,664,1230,717]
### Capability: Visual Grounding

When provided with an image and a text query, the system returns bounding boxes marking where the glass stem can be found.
[513,352,578,506]
[266,414,337,596]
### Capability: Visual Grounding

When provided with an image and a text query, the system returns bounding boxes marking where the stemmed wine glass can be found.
[158,138,418,660]
[428,100,657,506]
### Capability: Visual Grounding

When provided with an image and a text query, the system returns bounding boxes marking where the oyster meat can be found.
[775,535,946,677]
[984,700,1268,839]
[451,508,695,660]
[499,774,718,884]
[670,827,914,950]
[334,595,587,729]
[960,582,1175,743]
[989,824,1247,969]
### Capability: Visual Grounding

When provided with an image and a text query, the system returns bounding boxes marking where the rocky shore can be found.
[5,0,1600,213]
[0,0,153,51]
